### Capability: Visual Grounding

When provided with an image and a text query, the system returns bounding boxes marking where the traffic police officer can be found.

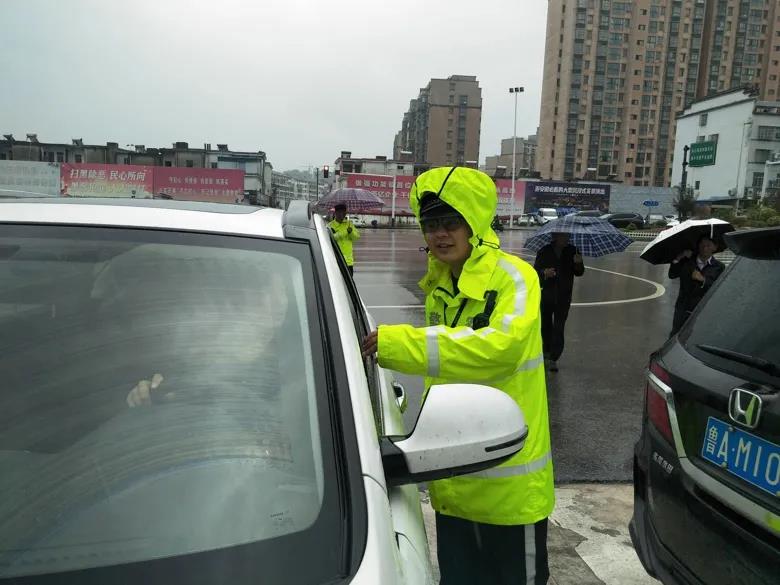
[362,167,554,585]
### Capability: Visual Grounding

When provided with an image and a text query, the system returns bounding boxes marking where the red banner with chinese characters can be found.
[494,179,526,218]
[153,167,245,203]
[344,173,416,215]
[60,164,245,203]
[61,163,155,198]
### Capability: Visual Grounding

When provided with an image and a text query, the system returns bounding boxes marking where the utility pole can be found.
[509,87,524,227]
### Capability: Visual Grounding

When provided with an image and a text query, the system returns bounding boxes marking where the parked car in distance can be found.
[0,197,528,584]
[601,212,646,229]
[514,213,539,226]
[647,214,669,226]
[664,215,680,227]
[537,208,559,224]
[630,227,780,585]
[350,215,368,227]
[567,210,604,218]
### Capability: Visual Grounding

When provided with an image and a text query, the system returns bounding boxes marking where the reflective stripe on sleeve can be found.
[467,451,552,479]
[497,258,527,332]
[425,326,445,377]
[498,258,527,315]
[449,326,498,341]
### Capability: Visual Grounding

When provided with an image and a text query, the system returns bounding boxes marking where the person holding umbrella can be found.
[638,218,733,336]
[525,215,632,372]
[533,233,584,372]
[328,203,360,276]
[668,234,725,336]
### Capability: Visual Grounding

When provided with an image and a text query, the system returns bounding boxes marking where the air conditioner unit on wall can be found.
[728,188,737,196]
[772,152,780,161]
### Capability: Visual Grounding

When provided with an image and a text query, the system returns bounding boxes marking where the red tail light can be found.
[647,361,674,445]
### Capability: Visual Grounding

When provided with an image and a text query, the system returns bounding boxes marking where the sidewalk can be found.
[420,484,656,585]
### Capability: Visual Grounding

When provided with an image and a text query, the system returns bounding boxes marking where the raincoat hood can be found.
[410,167,501,298]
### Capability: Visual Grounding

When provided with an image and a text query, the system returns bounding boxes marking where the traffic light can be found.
[323,165,329,179]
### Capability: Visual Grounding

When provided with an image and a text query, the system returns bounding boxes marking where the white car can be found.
[514,213,539,227]
[537,207,559,224]
[0,196,526,583]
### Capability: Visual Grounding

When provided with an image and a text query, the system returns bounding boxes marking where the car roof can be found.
[724,227,780,258]
[0,198,286,238]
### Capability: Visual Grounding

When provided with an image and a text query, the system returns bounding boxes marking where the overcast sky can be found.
[1,0,548,171]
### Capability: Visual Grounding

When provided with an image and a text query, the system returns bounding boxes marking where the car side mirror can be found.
[381,384,527,487]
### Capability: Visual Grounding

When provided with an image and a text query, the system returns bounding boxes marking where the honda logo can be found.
[728,388,763,430]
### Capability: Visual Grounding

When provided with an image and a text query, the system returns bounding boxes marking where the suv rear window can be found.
[682,254,780,385]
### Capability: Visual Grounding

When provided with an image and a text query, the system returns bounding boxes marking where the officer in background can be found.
[362,167,554,585]
[328,203,360,276]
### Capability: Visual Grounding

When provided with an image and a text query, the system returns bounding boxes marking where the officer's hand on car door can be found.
[126,373,175,407]
[361,330,378,358]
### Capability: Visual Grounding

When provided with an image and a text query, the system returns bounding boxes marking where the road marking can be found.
[366,267,666,309]
[574,267,666,306]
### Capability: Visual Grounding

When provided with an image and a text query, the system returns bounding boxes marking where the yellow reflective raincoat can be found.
[328,218,360,266]
[377,167,554,526]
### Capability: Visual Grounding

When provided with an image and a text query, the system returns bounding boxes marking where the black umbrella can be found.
[640,219,735,265]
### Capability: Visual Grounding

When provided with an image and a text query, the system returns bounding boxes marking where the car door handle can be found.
[392,381,408,413]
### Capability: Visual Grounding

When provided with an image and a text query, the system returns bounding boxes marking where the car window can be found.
[682,256,780,386]
[0,225,347,583]
[327,232,383,433]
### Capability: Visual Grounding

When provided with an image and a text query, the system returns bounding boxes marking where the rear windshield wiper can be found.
[697,344,780,376]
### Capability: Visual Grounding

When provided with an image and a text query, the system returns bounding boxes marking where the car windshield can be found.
[0,225,344,583]
[683,255,780,385]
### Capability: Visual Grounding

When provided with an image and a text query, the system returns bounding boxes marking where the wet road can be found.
[354,228,680,483]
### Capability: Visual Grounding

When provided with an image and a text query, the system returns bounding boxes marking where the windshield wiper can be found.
[697,344,780,376]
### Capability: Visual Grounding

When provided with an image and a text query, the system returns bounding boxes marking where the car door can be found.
[328,237,434,584]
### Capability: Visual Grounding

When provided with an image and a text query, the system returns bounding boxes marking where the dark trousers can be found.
[436,513,549,585]
[670,303,690,338]
[541,296,570,361]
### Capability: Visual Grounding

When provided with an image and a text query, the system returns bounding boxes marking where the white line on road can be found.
[366,267,666,309]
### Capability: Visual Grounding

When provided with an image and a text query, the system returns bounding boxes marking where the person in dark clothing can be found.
[668,235,725,337]
[533,232,585,372]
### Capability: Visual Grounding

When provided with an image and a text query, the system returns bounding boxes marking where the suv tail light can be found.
[647,361,674,445]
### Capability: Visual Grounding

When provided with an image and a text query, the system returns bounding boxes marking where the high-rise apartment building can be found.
[483,134,539,177]
[393,75,482,167]
[538,0,780,187]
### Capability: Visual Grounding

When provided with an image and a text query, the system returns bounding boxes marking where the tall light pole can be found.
[509,87,524,227]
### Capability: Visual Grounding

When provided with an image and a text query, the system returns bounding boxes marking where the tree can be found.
[673,186,696,220]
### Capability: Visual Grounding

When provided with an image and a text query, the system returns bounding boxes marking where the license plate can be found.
[701,417,780,498]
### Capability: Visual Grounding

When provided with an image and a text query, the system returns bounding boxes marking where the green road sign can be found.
[689,141,717,167]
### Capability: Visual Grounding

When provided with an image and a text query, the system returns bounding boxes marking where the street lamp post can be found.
[679,145,690,220]
[509,87,524,228]
[680,144,690,194]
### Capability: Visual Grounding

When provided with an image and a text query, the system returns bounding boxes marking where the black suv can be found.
[631,227,780,585]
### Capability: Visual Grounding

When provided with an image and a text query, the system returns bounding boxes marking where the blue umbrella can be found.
[524,215,633,257]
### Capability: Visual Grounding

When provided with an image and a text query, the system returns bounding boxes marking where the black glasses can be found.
[421,216,467,233]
